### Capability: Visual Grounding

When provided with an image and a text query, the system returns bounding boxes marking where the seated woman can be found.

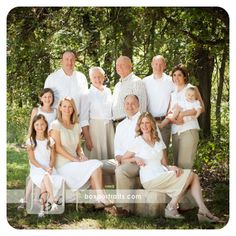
[122,112,219,222]
[50,96,113,208]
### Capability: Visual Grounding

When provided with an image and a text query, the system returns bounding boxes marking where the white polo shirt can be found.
[143,73,175,117]
[44,68,88,113]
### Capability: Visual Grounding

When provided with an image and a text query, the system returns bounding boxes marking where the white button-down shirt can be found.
[44,68,88,112]
[143,73,175,117]
[114,112,141,156]
[112,73,147,120]
[80,85,113,127]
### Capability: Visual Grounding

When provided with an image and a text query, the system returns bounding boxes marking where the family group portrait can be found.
[7,6,229,230]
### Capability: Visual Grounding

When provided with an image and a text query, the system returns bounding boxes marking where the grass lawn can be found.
[7,144,229,230]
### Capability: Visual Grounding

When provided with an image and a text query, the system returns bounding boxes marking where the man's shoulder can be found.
[46,68,62,79]
[142,74,152,82]
[116,118,127,130]
[75,70,86,78]
[131,73,142,82]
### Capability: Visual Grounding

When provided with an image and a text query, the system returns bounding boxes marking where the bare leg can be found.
[42,174,56,203]
[90,167,111,205]
[169,172,217,219]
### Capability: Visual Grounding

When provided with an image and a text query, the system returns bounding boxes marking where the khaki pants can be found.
[172,129,199,210]
[172,129,199,169]
[115,163,139,211]
[158,123,171,149]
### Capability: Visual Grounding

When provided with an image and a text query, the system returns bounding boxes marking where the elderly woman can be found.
[80,67,114,161]
[121,112,219,222]
[50,97,113,207]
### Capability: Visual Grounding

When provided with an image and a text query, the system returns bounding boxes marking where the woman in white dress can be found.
[50,97,113,207]
[122,112,219,222]
[80,67,114,160]
[26,114,64,216]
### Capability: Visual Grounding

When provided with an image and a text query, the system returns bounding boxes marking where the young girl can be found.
[28,88,57,134]
[26,114,64,217]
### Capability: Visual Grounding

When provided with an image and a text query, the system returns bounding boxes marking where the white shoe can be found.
[165,204,184,220]
[38,210,45,218]
[50,203,58,212]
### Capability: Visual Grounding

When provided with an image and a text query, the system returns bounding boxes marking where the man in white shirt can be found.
[44,50,88,113]
[143,55,175,153]
[112,56,147,125]
[115,94,167,215]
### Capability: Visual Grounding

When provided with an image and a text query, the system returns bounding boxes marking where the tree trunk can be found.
[193,46,214,138]
[216,47,228,138]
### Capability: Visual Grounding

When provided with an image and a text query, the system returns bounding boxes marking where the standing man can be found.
[44,50,88,113]
[143,55,175,152]
[112,56,147,126]
[115,95,166,215]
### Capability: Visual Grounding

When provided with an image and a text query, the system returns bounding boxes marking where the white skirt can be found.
[57,159,103,191]
[30,167,64,196]
[84,119,114,160]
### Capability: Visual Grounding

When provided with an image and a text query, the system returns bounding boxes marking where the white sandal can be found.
[165,204,184,219]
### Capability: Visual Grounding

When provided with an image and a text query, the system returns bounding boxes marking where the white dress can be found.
[51,120,103,191]
[128,136,191,198]
[37,106,57,130]
[26,137,64,196]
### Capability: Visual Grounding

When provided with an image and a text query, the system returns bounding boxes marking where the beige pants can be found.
[172,129,199,169]
[158,123,171,149]
[172,129,199,210]
[115,163,139,211]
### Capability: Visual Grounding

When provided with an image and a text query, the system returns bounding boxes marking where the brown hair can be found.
[135,112,160,142]
[57,97,79,124]
[39,88,55,106]
[170,64,189,84]
[29,114,49,149]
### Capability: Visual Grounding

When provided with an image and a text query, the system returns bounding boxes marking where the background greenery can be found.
[7,7,229,229]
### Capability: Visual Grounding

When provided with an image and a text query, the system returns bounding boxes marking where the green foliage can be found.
[7,104,31,144]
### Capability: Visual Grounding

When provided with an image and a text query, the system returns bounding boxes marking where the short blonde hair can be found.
[57,97,79,124]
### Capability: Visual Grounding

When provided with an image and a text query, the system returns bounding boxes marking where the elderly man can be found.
[44,50,88,113]
[143,55,175,153]
[115,95,166,215]
[112,56,147,126]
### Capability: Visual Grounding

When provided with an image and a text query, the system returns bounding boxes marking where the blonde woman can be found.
[50,97,113,207]
[122,112,219,222]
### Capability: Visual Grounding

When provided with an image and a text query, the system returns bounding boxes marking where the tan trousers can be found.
[115,163,139,211]
[172,129,199,169]
[158,123,171,150]
[172,129,199,210]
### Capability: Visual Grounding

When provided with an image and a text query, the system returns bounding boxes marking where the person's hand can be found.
[79,154,88,162]
[86,139,93,151]
[135,156,145,167]
[115,155,122,164]
[45,167,53,175]
[173,112,184,125]
[168,166,183,177]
